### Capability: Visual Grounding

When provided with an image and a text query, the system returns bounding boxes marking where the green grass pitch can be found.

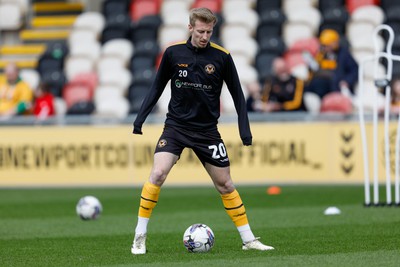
[1,185,400,267]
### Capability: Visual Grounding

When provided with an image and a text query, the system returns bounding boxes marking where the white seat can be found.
[65,55,95,81]
[220,83,236,113]
[162,11,189,28]
[69,41,101,61]
[95,96,130,119]
[68,29,98,48]
[94,85,124,102]
[73,12,105,37]
[350,34,384,53]
[223,9,259,36]
[19,69,40,90]
[54,97,67,116]
[235,64,259,86]
[157,81,171,114]
[224,37,258,64]
[346,21,375,45]
[351,5,384,27]
[351,49,374,65]
[161,0,190,18]
[101,39,134,66]
[98,68,132,95]
[1,0,28,14]
[158,25,188,50]
[97,56,126,74]
[221,24,253,44]
[286,7,321,34]
[353,80,386,112]
[282,0,314,13]
[0,2,23,30]
[282,23,314,48]
[222,0,253,14]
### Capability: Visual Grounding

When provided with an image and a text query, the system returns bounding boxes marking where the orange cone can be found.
[267,186,281,195]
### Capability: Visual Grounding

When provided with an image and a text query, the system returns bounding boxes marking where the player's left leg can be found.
[204,163,274,251]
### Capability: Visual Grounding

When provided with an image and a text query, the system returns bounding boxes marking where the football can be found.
[183,223,215,253]
[76,196,102,220]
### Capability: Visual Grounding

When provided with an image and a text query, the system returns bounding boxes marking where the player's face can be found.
[189,20,214,48]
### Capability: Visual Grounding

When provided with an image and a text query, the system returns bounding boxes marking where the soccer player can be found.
[131,7,274,254]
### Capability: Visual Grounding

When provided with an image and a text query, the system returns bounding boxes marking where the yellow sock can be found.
[138,181,161,218]
[221,189,249,227]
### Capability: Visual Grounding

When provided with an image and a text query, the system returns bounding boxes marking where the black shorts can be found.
[154,126,230,167]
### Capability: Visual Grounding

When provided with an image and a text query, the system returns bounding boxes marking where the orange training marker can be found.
[267,186,281,195]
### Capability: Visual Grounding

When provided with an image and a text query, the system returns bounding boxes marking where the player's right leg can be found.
[132,152,179,255]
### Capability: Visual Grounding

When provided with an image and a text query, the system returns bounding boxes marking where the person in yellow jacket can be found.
[0,62,33,117]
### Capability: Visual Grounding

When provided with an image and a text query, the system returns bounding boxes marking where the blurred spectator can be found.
[304,29,358,101]
[0,62,33,118]
[32,82,55,120]
[247,57,305,112]
[391,78,400,114]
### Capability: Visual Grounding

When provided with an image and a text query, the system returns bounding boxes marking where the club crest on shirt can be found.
[158,139,167,148]
[205,64,215,74]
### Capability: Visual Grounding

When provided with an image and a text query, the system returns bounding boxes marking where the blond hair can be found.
[189,7,217,26]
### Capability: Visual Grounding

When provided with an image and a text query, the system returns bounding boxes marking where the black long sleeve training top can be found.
[133,38,252,145]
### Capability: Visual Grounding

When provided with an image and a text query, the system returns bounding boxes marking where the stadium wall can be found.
[0,121,396,187]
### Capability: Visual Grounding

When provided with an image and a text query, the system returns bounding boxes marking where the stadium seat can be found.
[380,0,400,11]
[346,21,376,47]
[73,12,105,38]
[256,8,286,41]
[255,52,277,83]
[101,14,131,44]
[98,68,132,95]
[97,56,126,74]
[102,0,130,18]
[41,70,66,97]
[288,37,320,57]
[130,15,162,44]
[258,35,286,56]
[68,29,98,48]
[129,0,159,22]
[53,97,67,116]
[286,6,321,34]
[224,37,258,65]
[162,11,190,28]
[158,25,188,50]
[223,9,259,36]
[161,0,190,19]
[66,101,95,115]
[63,81,94,108]
[128,83,150,113]
[20,69,40,90]
[320,92,353,113]
[221,24,252,45]
[282,0,315,13]
[350,5,384,26]
[0,2,23,30]
[101,38,134,66]
[37,51,64,77]
[65,55,95,81]
[318,0,345,12]
[69,41,101,62]
[134,39,160,59]
[256,0,282,14]
[95,96,130,119]
[320,6,349,35]
[192,0,222,13]
[283,23,314,48]
[222,0,253,14]
[346,0,380,13]
[130,55,155,74]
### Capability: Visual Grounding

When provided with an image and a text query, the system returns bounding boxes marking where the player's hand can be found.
[133,127,143,135]
[242,137,252,146]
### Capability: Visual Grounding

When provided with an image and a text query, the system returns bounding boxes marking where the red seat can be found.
[130,0,159,22]
[288,37,320,57]
[62,72,98,108]
[346,0,380,13]
[192,0,222,13]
